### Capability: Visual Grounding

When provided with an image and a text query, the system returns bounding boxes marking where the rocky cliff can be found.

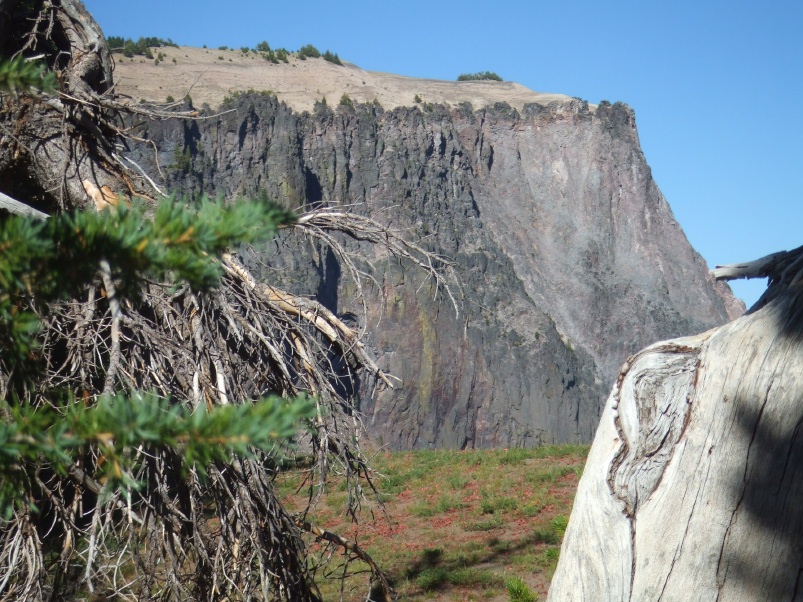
[130,94,741,449]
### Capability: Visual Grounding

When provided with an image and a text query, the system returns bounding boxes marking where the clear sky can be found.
[84,0,803,307]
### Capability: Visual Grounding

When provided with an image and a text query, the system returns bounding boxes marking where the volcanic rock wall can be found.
[131,95,740,449]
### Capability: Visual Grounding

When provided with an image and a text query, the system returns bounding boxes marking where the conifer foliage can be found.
[0,199,316,509]
[0,2,454,599]
[0,190,330,599]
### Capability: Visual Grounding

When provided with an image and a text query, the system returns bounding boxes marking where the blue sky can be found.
[84,0,803,307]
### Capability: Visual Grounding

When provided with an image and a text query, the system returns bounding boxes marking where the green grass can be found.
[275,444,588,601]
[532,528,560,545]
[447,474,471,489]
[498,447,533,465]
[416,565,502,591]
[465,515,504,531]
[527,465,576,484]
[410,493,465,517]
[507,576,539,602]
[479,492,519,514]
[521,502,543,517]
[551,515,569,536]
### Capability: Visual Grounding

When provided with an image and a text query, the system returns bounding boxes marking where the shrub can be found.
[107,36,125,50]
[218,45,228,50]
[165,95,175,103]
[339,93,353,107]
[297,44,321,59]
[109,36,176,57]
[221,89,274,106]
[323,50,342,65]
[171,145,192,172]
[256,41,270,52]
[457,71,503,82]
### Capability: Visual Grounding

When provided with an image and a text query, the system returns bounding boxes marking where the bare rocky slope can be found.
[113,46,573,113]
[121,51,742,449]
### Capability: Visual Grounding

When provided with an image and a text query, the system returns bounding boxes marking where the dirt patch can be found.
[112,46,574,112]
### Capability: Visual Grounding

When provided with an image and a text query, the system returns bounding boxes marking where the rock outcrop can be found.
[130,94,741,449]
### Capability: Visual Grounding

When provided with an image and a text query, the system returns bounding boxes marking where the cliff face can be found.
[131,95,741,449]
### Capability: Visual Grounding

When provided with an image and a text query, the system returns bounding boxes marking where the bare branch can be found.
[98,259,121,396]
[294,517,393,602]
[711,250,792,281]
[294,207,461,317]
[0,191,49,220]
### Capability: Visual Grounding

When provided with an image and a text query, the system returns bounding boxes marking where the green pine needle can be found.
[0,56,56,94]
[0,393,316,516]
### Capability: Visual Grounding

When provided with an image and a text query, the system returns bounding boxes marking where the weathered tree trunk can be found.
[548,249,803,601]
[0,0,153,212]
[0,5,422,599]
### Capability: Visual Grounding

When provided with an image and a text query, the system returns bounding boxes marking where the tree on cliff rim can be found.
[0,1,456,600]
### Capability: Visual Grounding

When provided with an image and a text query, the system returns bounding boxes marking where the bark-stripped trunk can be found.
[0,0,150,212]
[548,248,803,601]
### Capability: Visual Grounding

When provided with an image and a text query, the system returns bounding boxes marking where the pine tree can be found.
[0,6,455,598]
[0,139,325,597]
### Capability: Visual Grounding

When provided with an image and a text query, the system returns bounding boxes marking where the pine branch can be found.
[0,197,295,360]
[0,393,316,516]
[0,56,55,94]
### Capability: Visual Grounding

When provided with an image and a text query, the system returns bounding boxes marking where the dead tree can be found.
[547,246,803,601]
[1,0,141,210]
[0,1,456,600]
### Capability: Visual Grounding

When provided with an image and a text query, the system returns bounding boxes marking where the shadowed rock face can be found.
[131,96,741,449]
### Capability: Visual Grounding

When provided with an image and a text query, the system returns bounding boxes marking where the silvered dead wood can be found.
[548,247,803,601]
[0,1,456,599]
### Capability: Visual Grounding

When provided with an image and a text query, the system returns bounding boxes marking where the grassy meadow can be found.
[276,445,589,601]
